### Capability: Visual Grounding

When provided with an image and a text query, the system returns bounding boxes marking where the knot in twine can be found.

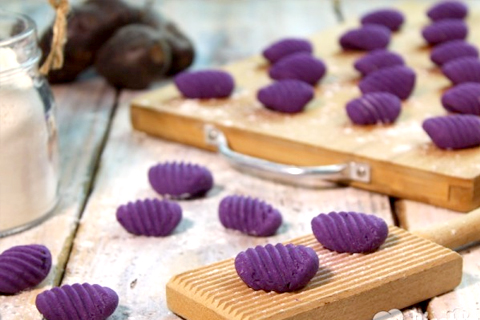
[40,0,70,75]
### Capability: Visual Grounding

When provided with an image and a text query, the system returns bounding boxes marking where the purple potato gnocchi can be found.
[234,243,319,293]
[174,70,234,99]
[354,49,405,76]
[422,115,480,150]
[430,40,479,66]
[148,161,214,198]
[0,244,52,294]
[346,92,402,125]
[361,8,405,32]
[116,198,182,236]
[340,25,391,51]
[36,283,119,320]
[442,57,480,85]
[427,1,468,21]
[257,79,314,114]
[358,65,416,100]
[219,195,282,236]
[269,53,327,85]
[311,211,389,253]
[441,82,480,115]
[422,19,468,45]
[262,38,313,64]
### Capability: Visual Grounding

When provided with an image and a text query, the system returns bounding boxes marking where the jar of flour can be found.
[0,12,59,236]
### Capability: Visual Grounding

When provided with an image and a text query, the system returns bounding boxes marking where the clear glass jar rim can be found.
[0,11,36,48]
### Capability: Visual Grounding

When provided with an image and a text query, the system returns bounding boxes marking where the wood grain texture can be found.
[0,78,116,319]
[397,201,480,320]
[166,228,462,320]
[130,1,480,212]
[342,0,480,320]
[58,91,393,319]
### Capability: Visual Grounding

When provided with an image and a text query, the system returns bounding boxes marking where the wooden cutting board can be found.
[131,2,480,212]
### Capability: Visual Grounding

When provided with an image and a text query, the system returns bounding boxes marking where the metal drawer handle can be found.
[204,125,371,186]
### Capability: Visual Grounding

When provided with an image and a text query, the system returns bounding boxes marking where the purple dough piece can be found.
[262,38,313,64]
[427,1,468,21]
[148,161,214,198]
[174,70,235,99]
[219,195,282,237]
[354,49,405,76]
[441,82,480,115]
[430,40,479,66]
[361,8,405,32]
[234,243,319,293]
[268,53,327,85]
[346,92,402,125]
[36,283,119,320]
[422,115,480,149]
[358,65,416,100]
[311,211,389,253]
[257,79,314,114]
[0,244,52,294]
[422,19,468,45]
[339,25,391,51]
[116,198,182,237]
[442,57,480,85]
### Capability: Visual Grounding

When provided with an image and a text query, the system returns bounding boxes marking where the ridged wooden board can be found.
[166,226,462,320]
[130,2,480,212]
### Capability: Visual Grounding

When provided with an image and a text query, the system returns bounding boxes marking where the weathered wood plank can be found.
[60,94,394,319]
[0,78,116,320]
[60,1,394,319]
[397,201,480,320]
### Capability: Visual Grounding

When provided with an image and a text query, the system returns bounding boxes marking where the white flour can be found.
[0,48,58,232]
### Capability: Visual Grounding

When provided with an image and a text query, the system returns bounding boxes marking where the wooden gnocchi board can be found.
[131,2,480,212]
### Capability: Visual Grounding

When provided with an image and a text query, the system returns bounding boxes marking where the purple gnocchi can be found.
[361,8,405,32]
[148,161,214,199]
[234,243,319,293]
[442,57,480,85]
[219,195,282,237]
[422,19,468,45]
[430,40,479,66]
[427,1,468,21]
[358,65,416,100]
[262,38,313,64]
[257,79,314,114]
[174,70,235,99]
[340,25,391,51]
[311,211,389,253]
[36,283,119,320]
[268,53,327,85]
[354,49,405,76]
[0,244,52,295]
[441,82,480,115]
[422,115,480,150]
[346,92,402,125]
[116,198,182,237]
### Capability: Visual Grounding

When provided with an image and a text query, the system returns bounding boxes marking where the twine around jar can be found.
[39,0,70,75]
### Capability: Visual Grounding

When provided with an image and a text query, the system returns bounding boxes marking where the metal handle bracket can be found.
[204,125,371,186]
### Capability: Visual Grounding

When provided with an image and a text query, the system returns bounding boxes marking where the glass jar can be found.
[0,11,59,236]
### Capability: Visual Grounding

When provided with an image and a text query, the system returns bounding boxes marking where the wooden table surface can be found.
[1,1,479,319]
